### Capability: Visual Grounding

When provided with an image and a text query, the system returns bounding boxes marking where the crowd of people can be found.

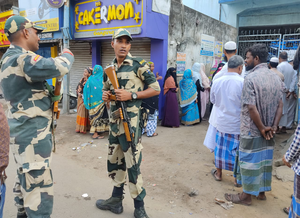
[2,14,300,218]
[203,41,300,218]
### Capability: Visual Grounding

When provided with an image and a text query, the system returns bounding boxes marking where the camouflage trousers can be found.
[108,134,146,201]
[12,154,53,217]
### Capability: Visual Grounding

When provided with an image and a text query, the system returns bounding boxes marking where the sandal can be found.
[152,133,158,137]
[92,136,104,139]
[234,183,242,188]
[211,169,221,181]
[224,193,251,206]
[283,207,290,215]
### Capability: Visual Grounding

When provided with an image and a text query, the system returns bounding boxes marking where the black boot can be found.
[95,196,123,214]
[134,206,150,218]
[17,213,27,218]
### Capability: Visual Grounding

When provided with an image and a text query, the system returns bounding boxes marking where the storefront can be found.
[0,7,18,58]
[70,0,169,118]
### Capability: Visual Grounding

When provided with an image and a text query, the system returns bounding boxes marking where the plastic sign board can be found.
[200,34,215,57]
[214,41,223,58]
[19,0,60,32]
[176,52,186,75]
[74,0,144,38]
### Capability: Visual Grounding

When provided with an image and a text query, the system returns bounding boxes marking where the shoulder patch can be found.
[33,55,40,62]
[139,59,146,65]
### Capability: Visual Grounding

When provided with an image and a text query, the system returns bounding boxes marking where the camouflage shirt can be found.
[103,53,160,137]
[0,44,74,171]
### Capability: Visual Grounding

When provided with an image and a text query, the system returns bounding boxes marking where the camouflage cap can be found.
[4,15,46,37]
[112,28,133,41]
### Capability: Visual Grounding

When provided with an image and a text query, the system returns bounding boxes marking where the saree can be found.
[83,65,109,133]
[179,69,199,125]
[76,76,90,133]
[89,102,109,133]
[76,96,90,133]
[192,63,205,122]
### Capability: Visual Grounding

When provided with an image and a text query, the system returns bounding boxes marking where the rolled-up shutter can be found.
[101,38,151,67]
[69,41,92,93]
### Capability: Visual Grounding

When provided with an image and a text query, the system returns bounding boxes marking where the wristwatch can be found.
[131,92,138,100]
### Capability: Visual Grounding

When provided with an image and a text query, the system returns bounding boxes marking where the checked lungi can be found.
[142,110,158,137]
[238,136,274,197]
[214,131,239,171]
[289,174,300,218]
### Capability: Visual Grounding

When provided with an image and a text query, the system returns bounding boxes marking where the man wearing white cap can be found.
[213,41,246,82]
[269,57,284,81]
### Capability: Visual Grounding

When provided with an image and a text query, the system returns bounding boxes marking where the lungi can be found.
[142,110,158,137]
[214,131,239,171]
[289,174,300,218]
[239,136,274,196]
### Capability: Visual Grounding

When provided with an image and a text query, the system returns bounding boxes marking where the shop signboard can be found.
[19,0,60,32]
[200,34,215,57]
[0,10,16,47]
[46,0,64,8]
[74,0,144,38]
[176,52,186,75]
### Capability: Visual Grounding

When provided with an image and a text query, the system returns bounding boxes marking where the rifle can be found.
[52,78,62,152]
[53,78,62,120]
[104,65,137,165]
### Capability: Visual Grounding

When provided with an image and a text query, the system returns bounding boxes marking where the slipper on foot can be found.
[283,207,290,215]
[224,193,251,206]
[211,169,221,181]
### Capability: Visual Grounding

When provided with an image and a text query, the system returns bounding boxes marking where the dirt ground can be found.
[2,111,295,218]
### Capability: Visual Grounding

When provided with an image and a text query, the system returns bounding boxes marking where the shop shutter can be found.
[69,41,92,93]
[101,38,151,68]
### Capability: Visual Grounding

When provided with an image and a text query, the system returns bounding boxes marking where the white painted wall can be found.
[182,0,220,21]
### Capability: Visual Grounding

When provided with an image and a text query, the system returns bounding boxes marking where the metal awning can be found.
[219,0,247,4]
[39,39,61,44]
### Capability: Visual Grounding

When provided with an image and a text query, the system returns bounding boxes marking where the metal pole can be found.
[62,0,70,114]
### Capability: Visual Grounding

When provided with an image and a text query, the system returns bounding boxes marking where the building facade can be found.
[69,0,169,116]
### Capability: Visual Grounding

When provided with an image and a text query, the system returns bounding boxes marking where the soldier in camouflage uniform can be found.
[0,15,74,218]
[96,29,160,218]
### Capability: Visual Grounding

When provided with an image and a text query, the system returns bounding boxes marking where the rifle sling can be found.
[45,82,62,102]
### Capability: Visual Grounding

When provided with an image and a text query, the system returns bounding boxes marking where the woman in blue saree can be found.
[179,69,200,125]
[83,65,109,139]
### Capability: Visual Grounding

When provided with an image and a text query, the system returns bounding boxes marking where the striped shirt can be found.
[285,124,300,176]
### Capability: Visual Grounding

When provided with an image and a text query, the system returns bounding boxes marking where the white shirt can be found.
[213,63,246,82]
[278,61,297,92]
[210,72,244,134]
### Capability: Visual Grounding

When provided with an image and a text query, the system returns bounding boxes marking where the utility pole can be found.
[62,0,71,114]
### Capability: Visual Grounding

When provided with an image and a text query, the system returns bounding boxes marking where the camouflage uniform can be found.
[0,16,74,217]
[103,53,160,201]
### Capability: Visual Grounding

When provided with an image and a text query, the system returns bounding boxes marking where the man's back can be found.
[278,61,295,87]
[241,63,283,137]
[270,68,284,81]
[211,73,244,134]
